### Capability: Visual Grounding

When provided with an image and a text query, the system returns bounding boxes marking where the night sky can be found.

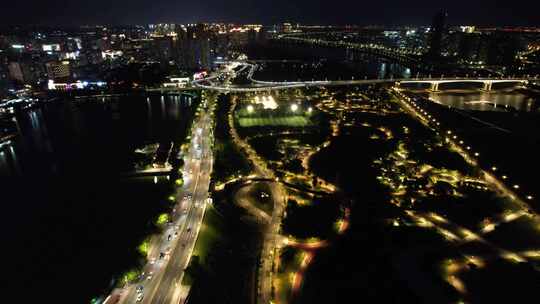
[1,0,538,26]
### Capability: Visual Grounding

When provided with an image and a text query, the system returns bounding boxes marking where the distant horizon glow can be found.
[0,1,539,26]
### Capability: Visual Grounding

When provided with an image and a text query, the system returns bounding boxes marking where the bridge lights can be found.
[502,175,508,180]
[527,195,533,200]
[466,146,471,150]
[492,167,497,171]
[474,152,480,157]
[513,185,520,189]
[447,130,452,134]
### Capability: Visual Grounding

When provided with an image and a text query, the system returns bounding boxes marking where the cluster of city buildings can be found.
[275,14,540,71]
[1,18,539,99]
[0,23,273,96]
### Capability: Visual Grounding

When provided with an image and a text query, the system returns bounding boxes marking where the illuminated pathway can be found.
[226,96,288,304]
[392,89,540,299]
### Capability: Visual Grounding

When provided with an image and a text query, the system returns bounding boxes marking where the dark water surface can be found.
[1,93,197,303]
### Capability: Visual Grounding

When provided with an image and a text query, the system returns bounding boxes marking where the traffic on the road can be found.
[105,93,215,304]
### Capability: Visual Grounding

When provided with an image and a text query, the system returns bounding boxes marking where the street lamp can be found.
[247,105,254,113]
[291,104,298,112]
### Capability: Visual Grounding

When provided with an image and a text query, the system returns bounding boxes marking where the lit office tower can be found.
[195,24,212,69]
[427,10,448,59]
[153,36,174,63]
[8,61,39,84]
[45,61,71,80]
[281,23,292,33]
[178,24,213,70]
[0,55,8,91]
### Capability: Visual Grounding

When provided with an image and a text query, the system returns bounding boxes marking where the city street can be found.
[106,95,215,304]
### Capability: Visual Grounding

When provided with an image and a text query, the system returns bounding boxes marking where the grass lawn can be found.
[183,205,226,285]
[246,182,275,214]
[238,116,312,127]
[192,205,225,263]
[275,246,304,303]
[484,216,540,251]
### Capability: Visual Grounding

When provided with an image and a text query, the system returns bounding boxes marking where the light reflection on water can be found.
[0,94,194,178]
[428,90,539,112]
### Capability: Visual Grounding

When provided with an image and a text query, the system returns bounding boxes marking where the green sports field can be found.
[238,116,312,127]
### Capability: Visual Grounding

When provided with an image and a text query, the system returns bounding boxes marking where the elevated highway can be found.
[194,71,535,94]
[193,61,537,92]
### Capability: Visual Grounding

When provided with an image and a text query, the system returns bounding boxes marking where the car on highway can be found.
[136,286,143,293]
[136,293,144,302]
[147,271,153,280]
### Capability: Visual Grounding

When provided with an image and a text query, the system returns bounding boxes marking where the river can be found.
[428,89,539,112]
[1,93,197,303]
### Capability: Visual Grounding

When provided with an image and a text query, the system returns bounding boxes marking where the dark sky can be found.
[1,0,538,26]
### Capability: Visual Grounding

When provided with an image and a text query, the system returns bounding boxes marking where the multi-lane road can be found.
[192,61,537,93]
[106,94,215,304]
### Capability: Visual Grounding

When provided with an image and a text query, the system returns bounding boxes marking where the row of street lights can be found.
[395,88,534,203]
[245,102,313,114]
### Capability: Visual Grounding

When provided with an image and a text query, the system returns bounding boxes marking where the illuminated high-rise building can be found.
[45,61,71,80]
[281,23,293,33]
[427,10,448,59]
[177,24,214,70]
[153,36,174,63]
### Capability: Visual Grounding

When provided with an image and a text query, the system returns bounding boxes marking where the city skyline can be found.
[2,5,540,304]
